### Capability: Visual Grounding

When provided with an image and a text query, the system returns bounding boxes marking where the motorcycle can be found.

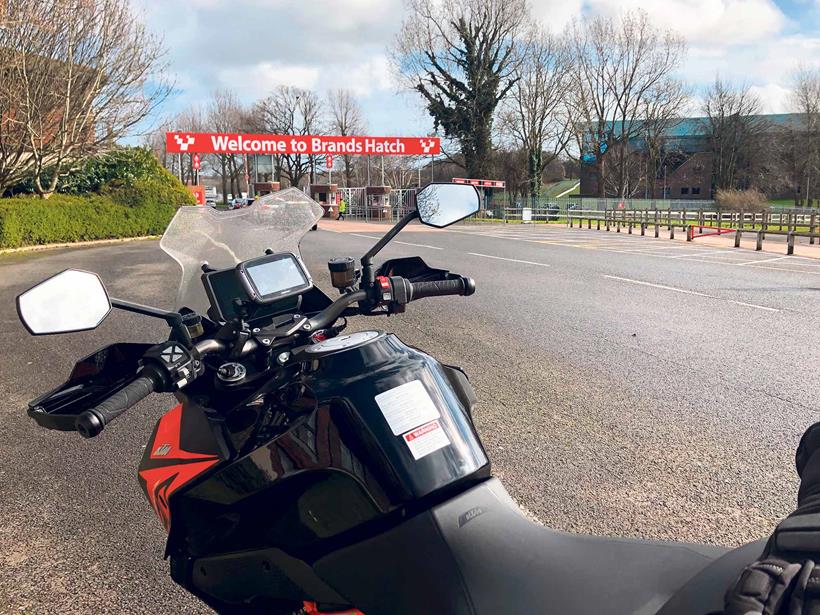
[17,184,765,615]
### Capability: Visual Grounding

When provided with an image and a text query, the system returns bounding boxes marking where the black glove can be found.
[724,423,820,614]
[724,558,820,615]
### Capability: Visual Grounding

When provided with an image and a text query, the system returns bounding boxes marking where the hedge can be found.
[7,147,175,196]
[0,178,195,249]
[0,147,196,249]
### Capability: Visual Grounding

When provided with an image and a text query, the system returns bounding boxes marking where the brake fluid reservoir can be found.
[296,331,490,503]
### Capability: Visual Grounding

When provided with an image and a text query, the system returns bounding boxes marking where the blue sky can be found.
[133,0,820,137]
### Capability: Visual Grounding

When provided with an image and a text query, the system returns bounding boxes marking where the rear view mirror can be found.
[416,183,480,228]
[17,269,111,335]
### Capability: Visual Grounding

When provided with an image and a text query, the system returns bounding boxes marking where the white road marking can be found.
[603,275,713,298]
[728,300,780,312]
[736,256,790,266]
[468,252,551,267]
[350,233,381,240]
[602,275,780,312]
[394,240,443,250]
[667,249,734,259]
[743,264,820,276]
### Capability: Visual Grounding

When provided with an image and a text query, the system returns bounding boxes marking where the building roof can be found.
[662,113,805,138]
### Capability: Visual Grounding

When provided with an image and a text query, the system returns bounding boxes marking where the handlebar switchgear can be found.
[75,341,202,438]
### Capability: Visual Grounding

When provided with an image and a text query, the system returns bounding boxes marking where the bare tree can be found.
[255,86,324,188]
[702,78,770,191]
[641,79,688,198]
[568,10,686,198]
[206,90,247,204]
[1,0,170,197]
[789,67,820,206]
[393,0,530,179]
[328,89,366,187]
[493,147,529,206]
[498,30,571,203]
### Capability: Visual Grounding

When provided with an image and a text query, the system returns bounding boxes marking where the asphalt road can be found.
[2,222,820,613]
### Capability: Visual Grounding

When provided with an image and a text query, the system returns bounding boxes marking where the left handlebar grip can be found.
[75,375,157,438]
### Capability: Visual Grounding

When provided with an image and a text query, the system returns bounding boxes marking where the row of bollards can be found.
[569,215,808,256]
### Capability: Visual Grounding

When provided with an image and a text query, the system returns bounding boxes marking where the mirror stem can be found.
[111,298,192,347]
[361,210,419,287]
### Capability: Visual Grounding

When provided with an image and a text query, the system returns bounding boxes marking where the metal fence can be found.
[323,187,820,228]
[336,187,417,222]
[568,208,820,229]
[565,208,820,255]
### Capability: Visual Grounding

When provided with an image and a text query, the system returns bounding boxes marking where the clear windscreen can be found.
[160,188,324,314]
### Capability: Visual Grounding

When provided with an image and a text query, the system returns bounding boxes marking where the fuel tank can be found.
[169,331,490,564]
[298,331,490,502]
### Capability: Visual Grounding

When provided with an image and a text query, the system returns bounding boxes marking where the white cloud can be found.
[530,0,584,33]
[585,0,787,45]
[749,83,793,113]
[682,34,820,88]
[323,56,395,96]
[216,63,321,98]
[213,55,395,100]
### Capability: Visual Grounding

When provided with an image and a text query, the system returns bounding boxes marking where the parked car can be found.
[228,198,252,210]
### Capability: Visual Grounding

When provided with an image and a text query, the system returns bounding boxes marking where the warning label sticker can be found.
[403,420,450,460]
[375,380,440,436]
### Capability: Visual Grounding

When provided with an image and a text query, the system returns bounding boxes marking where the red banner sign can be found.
[166,132,440,156]
[453,177,506,189]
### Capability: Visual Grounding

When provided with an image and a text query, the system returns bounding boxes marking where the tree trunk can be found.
[34,166,60,199]
[465,123,492,179]
[343,155,353,188]
[527,147,542,200]
[220,156,227,204]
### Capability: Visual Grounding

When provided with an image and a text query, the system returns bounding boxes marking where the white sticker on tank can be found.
[403,420,450,460]
[375,379,440,436]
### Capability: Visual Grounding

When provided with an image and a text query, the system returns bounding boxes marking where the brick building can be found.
[579,113,804,200]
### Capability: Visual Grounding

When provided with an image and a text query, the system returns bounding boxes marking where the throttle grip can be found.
[75,375,157,438]
[408,277,476,301]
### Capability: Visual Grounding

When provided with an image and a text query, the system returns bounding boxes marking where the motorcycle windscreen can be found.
[160,188,323,315]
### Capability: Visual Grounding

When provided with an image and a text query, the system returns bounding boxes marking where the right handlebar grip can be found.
[408,277,476,301]
[75,375,157,438]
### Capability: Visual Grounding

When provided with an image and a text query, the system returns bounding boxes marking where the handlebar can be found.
[76,374,158,438]
[406,277,475,301]
[71,275,474,438]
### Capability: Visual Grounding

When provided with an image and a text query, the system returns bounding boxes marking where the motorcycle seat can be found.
[315,479,759,615]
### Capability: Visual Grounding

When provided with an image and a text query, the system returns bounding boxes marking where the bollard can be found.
[670,226,675,239]
[597,219,601,231]
[686,226,693,242]
[569,217,573,228]
[734,230,741,248]
[756,230,763,251]
[811,213,817,246]
[654,224,659,238]
[617,221,620,233]
[641,223,645,236]
[787,232,795,256]
[588,217,591,230]
[628,223,632,234]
